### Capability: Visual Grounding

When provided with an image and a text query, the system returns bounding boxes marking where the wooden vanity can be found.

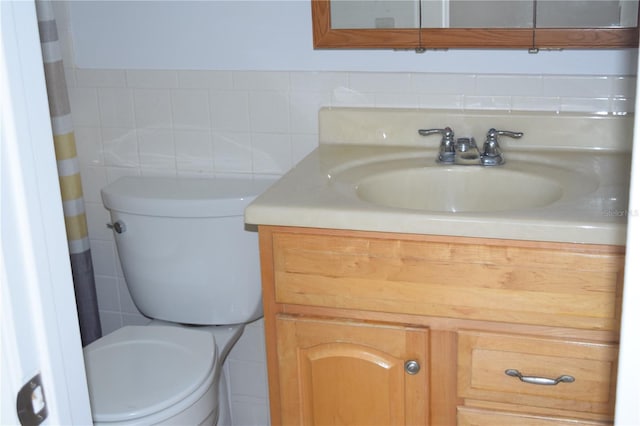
[258,225,624,425]
[245,107,631,425]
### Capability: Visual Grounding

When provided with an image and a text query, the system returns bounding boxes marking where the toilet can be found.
[83,176,273,425]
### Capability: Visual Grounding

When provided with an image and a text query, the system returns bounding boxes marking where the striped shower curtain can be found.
[35,0,101,346]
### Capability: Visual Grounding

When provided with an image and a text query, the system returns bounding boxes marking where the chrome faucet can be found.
[418,126,523,166]
[454,137,481,165]
[418,127,455,164]
[480,128,523,166]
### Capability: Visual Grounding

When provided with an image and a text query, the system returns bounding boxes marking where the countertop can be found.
[245,108,633,246]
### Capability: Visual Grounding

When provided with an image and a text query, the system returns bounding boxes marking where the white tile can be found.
[463,95,511,111]
[475,75,544,96]
[95,275,120,312]
[98,311,122,335]
[374,92,420,108]
[118,277,141,315]
[79,166,108,203]
[85,202,112,241]
[290,71,349,91]
[74,126,103,166]
[98,88,135,128]
[210,91,250,132]
[611,97,635,115]
[411,73,476,95]
[101,127,139,167]
[76,69,127,88]
[139,168,177,177]
[543,75,611,98]
[69,87,100,127]
[213,132,253,173]
[121,313,152,327]
[137,128,176,169]
[126,70,178,89]
[510,96,560,112]
[233,71,290,91]
[249,92,290,133]
[171,89,210,130]
[251,133,292,174]
[90,239,118,277]
[176,169,215,178]
[229,322,266,363]
[134,89,173,129]
[611,76,636,98]
[230,396,271,426]
[228,359,268,399]
[289,91,331,134]
[558,97,610,114]
[178,70,233,89]
[331,87,375,107]
[349,72,412,93]
[175,130,214,172]
[418,94,464,110]
[105,167,140,184]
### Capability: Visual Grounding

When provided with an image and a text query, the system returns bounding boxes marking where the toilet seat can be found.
[84,326,216,424]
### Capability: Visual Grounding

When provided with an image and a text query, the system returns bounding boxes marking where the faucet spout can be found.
[454,137,481,165]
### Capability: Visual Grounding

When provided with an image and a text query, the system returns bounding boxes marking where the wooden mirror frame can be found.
[312,0,639,50]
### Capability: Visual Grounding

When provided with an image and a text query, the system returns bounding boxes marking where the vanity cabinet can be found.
[276,316,429,424]
[259,226,624,425]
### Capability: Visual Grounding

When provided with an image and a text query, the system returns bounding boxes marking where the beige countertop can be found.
[245,108,632,245]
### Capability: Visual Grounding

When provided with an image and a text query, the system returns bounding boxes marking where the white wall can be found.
[54,2,638,425]
[69,0,638,75]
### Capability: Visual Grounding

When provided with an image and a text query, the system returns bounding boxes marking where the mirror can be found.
[536,0,638,28]
[330,1,419,29]
[314,0,639,49]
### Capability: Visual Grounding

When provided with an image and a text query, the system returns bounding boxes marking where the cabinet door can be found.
[276,315,429,425]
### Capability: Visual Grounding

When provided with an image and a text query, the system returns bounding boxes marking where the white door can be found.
[1,1,92,424]
[615,52,640,423]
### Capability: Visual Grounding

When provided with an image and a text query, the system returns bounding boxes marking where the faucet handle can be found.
[418,126,454,140]
[418,127,455,163]
[481,128,524,166]
[486,128,524,142]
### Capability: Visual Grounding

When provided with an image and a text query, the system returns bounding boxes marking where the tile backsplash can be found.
[68,67,635,426]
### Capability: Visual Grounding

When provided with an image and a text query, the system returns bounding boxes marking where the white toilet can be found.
[83,176,273,425]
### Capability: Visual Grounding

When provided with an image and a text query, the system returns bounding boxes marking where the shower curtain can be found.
[35,0,102,346]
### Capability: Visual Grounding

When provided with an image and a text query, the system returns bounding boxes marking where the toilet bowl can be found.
[84,326,217,425]
[84,323,245,425]
[84,176,274,425]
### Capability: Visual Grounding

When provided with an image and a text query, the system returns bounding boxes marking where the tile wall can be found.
[52,3,636,426]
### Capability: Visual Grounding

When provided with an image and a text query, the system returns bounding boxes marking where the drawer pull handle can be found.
[505,369,575,386]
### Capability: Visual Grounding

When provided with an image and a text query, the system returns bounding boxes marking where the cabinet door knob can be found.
[505,369,575,386]
[404,360,421,375]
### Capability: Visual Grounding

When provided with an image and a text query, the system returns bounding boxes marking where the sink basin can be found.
[330,156,597,213]
[357,167,562,213]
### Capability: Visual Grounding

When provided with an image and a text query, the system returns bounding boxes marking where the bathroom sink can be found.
[330,156,597,213]
[356,167,564,213]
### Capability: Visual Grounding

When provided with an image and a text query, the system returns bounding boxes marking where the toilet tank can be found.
[101,176,274,325]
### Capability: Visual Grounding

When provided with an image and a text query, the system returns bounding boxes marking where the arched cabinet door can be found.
[276,315,429,425]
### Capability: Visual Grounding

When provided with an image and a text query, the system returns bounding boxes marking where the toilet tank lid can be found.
[101,176,276,217]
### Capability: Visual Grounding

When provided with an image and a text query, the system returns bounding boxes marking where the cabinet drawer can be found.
[458,331,618,416]
[457,406,611,426]
[271,230,624,330]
